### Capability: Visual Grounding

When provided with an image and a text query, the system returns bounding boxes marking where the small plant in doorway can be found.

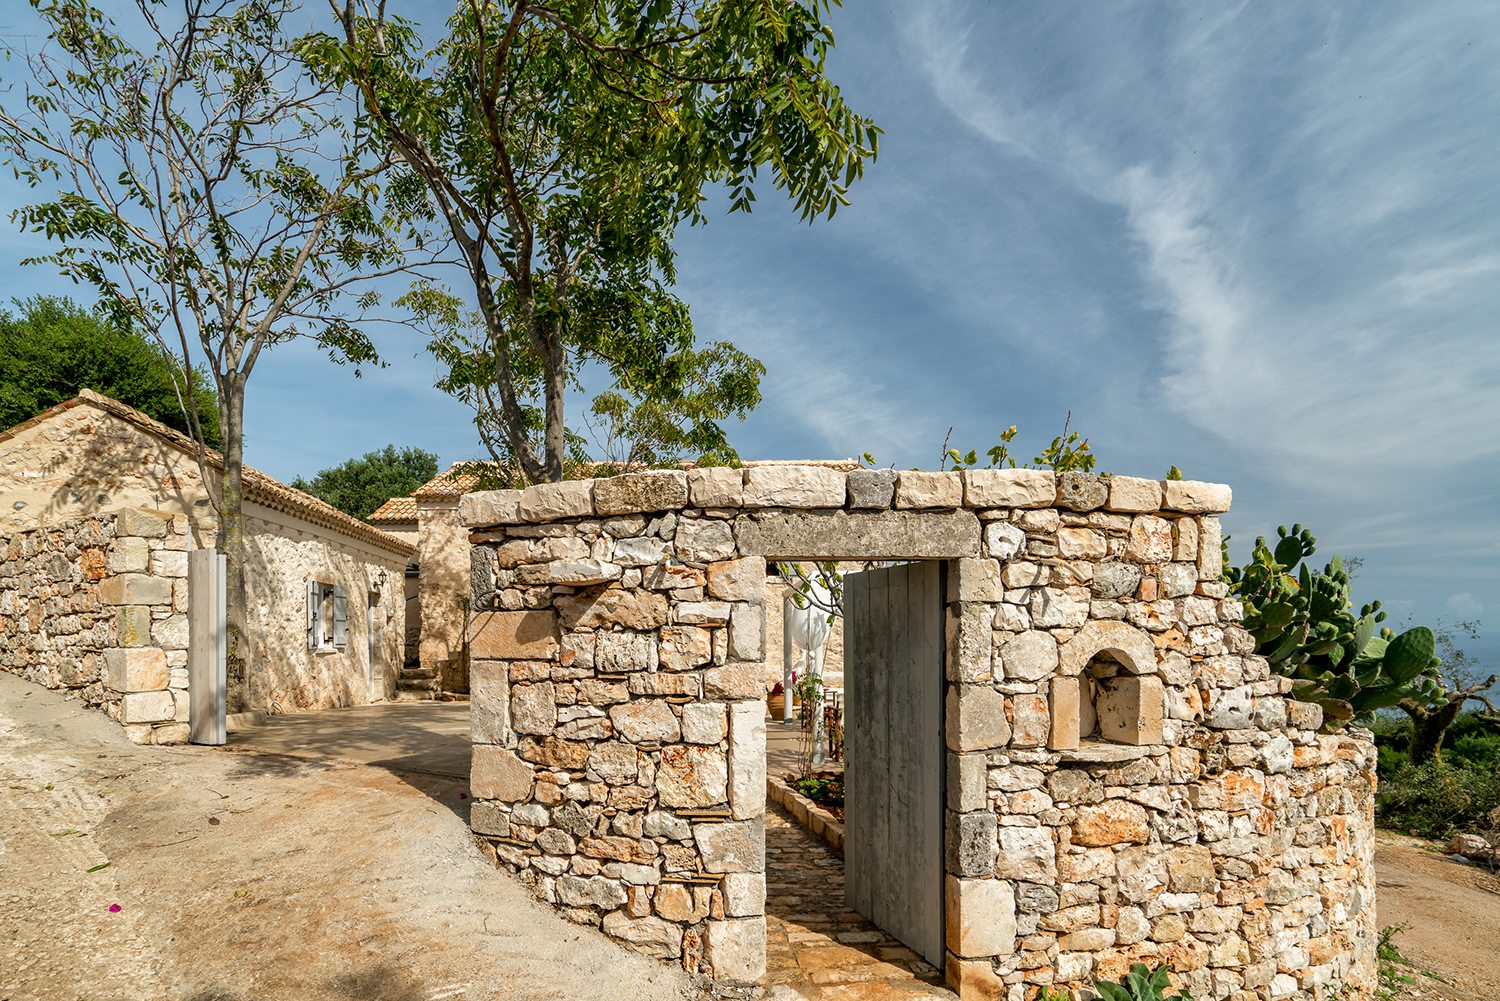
[1094,964,1194,1001]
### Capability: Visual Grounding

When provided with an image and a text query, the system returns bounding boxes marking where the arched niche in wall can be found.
[1050,621,1164,751]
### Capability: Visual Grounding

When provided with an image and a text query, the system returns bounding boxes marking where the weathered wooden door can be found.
[843,561,946,967]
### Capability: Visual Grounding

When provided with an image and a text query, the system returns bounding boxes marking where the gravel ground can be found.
[0,673,697,1001]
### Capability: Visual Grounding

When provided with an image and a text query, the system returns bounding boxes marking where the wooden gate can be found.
[843,561,946,967]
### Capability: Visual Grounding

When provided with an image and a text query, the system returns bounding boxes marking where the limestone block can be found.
[104,647,169,692]
[1162,480,1232,514]
[150,613,188,650]
[510,682,557,735]
[613,536,668,567]
[471,746,535,802]
[1059,620,1158,675]
[946,955,1006,1001]
[675,600,731,625]
[952,558,1004,603]
[948,753,989,812]
[115,606,153,647]
[98,574,172,606]
[705,557,765,601]
[1028,588,1088,628]
[704,917,766,984]
[946,877,1017,958]
[514,560,622,586]
[962,469,1055,508]
[1010,693,1050,748]
[704,662,762,700]
[983,520,1026,560]
[734,509,981,560]
[659,626,713,672]
[470,661,512,745]
[895,470,963,509]
[1126,515,1174,563]
[1166,845,1216,892]
[460,489,523,528]
[1206,685,1254,729]
[1198,517,1223,580]
[1058,528,1107,559]
[644,810,691,840]
[742,465,846,508]
[558,875,629,910]
[116,508,171,538]
[602,911,682,959]
[107,537,149,573]
[517,480,594,522]
[694,819,763,872]
[151,723,190,745]
[947,603,994,682]
[587,741,638,784]
[688,467,744,507]
[727,603,765,661]
[995,826,1056,882]
[121,690,174,724]
[469,610,559,660]
[596,631,658,673]
[1107,475,1163,513]
[997,630,1059,682]
[557,589,668,630]
[1174,517,1200,561]
[593,471,689,515]
[680,702,727,744]
[150,550,188,578]
[846,467,897,508]
[945,684,1011,752]
[1049,678,1083,751]
[469,801,510,837]
[947,810,999,877]
[1095,675,1164,744]
[1001,561,1048,588]
[610,700,681,743]
[727,701,765,820]
[495,536,590,569]
[675,518,736,562]
[721,872,766,917]
[1159,562,1197,598]
[657,745,728,807]
[652,883,707,922]
[1072,801,1149,846]
[1092,559,1142,599]
[1056,471,1107,511]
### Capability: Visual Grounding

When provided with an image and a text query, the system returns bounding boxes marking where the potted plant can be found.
[767,677,801,718]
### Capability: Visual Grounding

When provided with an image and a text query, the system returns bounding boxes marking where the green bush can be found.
[1376,760,1500,839]
[1094,963,1192,1001]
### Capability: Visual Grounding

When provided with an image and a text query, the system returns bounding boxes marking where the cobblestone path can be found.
[763,804,956,1000]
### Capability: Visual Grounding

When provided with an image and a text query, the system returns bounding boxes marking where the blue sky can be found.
[1,3,1495,669]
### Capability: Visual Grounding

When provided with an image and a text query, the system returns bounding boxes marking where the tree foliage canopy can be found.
[291,445,440,521]
[0,296,221,446]
[304,0,879,482]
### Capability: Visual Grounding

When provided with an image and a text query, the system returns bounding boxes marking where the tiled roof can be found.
[0,390,416,559]
[367,495,418,523]
[412,462,493,500]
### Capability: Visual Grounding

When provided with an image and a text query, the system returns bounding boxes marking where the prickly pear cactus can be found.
[1225,525,1444,727]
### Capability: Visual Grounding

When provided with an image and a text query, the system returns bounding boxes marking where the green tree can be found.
[304,0,879,484]
[0,0,417,709]
[0,296,221,447]
[1397,621,1498,765]
[292,445,440,521]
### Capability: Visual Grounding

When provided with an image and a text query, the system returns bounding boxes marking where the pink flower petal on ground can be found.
[459,792,469,800]
[108,904,122,913]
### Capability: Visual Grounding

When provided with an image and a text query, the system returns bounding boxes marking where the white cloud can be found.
[1445,592,1484,619]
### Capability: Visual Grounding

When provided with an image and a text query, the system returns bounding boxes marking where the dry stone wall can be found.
[460,467,1377,1000]
[1,508,192,744]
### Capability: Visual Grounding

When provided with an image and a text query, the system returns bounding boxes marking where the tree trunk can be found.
[543,329,567,483]
[1406,697,1465,766]
[215,377,251,713]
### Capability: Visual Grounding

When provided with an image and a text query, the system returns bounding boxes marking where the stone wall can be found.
[418,499,471,693]
[1,508,192,744]
[458,467,1377,1000]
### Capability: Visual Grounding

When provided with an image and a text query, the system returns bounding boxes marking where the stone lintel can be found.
[734,509,981,560]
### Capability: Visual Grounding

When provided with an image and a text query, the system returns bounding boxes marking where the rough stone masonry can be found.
[459,466,1377,1001]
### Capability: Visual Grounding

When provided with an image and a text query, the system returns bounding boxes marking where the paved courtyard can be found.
[228,700,471,778]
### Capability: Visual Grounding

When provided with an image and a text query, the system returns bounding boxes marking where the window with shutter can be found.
[306,579,319,650]
[332,585,348,649]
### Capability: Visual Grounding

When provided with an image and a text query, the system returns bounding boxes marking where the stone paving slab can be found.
[227,700,471,778]
[764,803,955,1000]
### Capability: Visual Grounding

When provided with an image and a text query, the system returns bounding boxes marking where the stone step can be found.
[393,689,438,703]
[401,667,438,681]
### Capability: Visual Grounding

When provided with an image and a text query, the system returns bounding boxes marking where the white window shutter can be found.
[332,585,348,649]
[306,579,318,649]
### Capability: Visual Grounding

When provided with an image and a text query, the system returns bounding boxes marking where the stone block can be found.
[558,875,629,910]
[98,574,172,606]
[115,606,153,647]
[602,911,682,959]
[1049,677,1082,750]
[459,489,523,527]
[471,746,534,802]
[675,518,736,562]
[734,509,980,560]
[947,810,999,877]
[1058,527,1107,559]
[658,625,712,671]
[150,550,188,578]
[469,610,559,660]
[1162,480,1232,514]
[997,630,1058,682]
[728,603,765,661]
[962,469,1055,508]
[705,557,765,601]
[995,826,1056,882]
[704,662,762,700]
[1059,620,1157,675]
[721,872,765,917]
[1166,845,1217,892]
[945,684,1011,752]
[675,600,731,624]
[983,520,1025,560]
[610,700,681,743]
[951,558,1004,602]
[1010,693,1050,747]
[727,701,765,820]
[947,603,994,682]
[681,701,727,744]
[587,741,638,784]
[150,613,188,650]
[104,647,169,692]
[121,689,174,724]
[1056,471,1107,511]
[895,470,963,509]
[1107,475,1163,513]
[946,955,1006,1001]
[846,467,897,508]
[510,681,557,735]
[1159,562,1197,598]
[688,467,744,507]
[517,480,594,521]
[742,465,846,508]
[116,508,171,538]
[1028,588,1088,628]
[470,661,512,745]
[1126,515,1174,563]
[593,471,689,515]
[694,819,763,873]
[1072,801,1149,846]
[592,631,656,673]
[1091,559,1142,599]
[945,877,1017,958]
[470,801,510,837]
[705,917,766,984]
[657,745,728,807]
[557,590,668,630]
[514,560,621,586]
[613,536,668,566]
[1198,517,1223,579]
[1095,675,1164,744]
[1174,517,1199,561]
[948,752,989,812]
[107,537,150,572]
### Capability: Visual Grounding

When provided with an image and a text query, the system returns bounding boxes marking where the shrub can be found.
[1376,760,1500,839]
[1094,963,1192,1001]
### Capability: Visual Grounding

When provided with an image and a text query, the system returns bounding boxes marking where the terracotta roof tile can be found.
[367,495,418,523]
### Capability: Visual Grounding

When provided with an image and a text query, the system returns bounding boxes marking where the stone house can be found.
[0,390,415,740]
[367,495,421,666]
[413,463,486,695]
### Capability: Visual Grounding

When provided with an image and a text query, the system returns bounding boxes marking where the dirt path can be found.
[1376,832,1500,1000]
[0,674,696,1001]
